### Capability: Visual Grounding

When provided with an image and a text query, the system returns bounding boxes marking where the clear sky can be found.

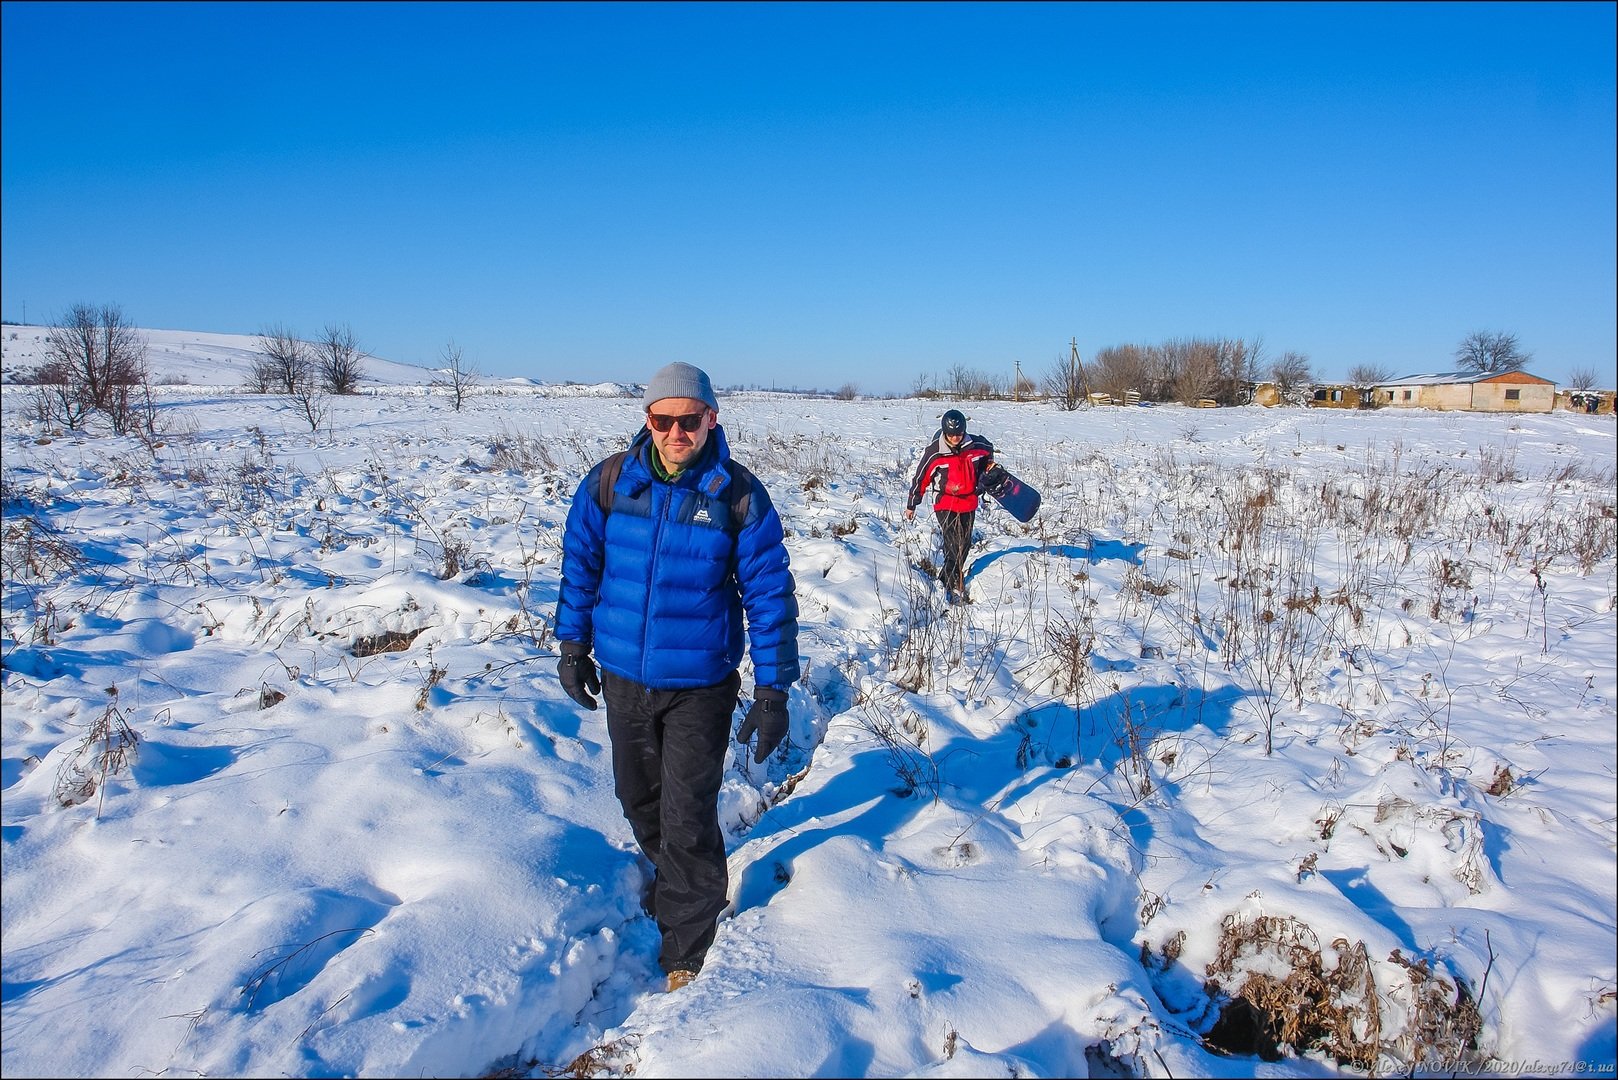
[3,1,1613,393]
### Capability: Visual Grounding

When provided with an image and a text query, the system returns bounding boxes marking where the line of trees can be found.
[1078,337,1269,408]
[242,323,373,432]
[17,306,386,436]
[908,363,1046,403]
[15,304,492,435]
[246,323,366,397]
[917,338,1286,411]
[913,328,1566,411]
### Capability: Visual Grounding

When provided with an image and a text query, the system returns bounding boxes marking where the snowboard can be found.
[978,464,1041,522]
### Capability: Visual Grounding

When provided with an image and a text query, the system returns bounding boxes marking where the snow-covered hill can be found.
[0,323,645,397]
[0,323,439,388]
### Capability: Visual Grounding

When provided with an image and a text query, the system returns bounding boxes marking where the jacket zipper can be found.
[642,480,672,685]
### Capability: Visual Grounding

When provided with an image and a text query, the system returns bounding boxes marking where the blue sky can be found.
[3,1,1613,393]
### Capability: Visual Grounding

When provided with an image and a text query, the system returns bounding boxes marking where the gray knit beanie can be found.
[643,362,718,411]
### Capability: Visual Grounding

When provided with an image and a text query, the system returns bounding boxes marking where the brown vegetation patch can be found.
[1203,913,1380,1071]
[1484,764,1515,797]
[352,626,426,656]
[1197,912,1491,1075]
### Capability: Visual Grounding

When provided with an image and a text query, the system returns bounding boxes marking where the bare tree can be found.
[1347,363,1393,385]
[36,303,150,432]
[833,381,859,401]
[316,323,365,394]
[1455,330,1530,374]
[1269,351,1314,403]
[30,355,93,430]
[253,324,312,394]
[1236,338,1262,393]
[1043,339,1092,411]
[1043,353,1075,410]
[1142,342,1179,402]
[1567,367,1597,391]
[1090,344,1149,405]
[431,340,479,412]
[944,363,993,400]
[1212,337,1259,406]
[1169,338,1220,405]
[243,359,273,395]
[288,364,329,433]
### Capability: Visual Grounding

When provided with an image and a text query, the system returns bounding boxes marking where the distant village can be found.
[1254,369,1613,415]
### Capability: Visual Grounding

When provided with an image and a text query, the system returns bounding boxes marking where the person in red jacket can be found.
[904,408,994,604]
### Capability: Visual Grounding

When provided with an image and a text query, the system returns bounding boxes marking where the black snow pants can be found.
[602,669,740,974]
[935,507,976,594]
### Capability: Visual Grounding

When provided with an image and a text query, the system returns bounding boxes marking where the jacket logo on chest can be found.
[693,506,712,523]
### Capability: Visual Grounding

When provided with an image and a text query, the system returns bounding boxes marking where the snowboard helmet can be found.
[941,409,967,436]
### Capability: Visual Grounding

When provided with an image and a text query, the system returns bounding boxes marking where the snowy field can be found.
[2,331,1615,1079]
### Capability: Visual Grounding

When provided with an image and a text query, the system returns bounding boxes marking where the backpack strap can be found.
[722,460,755,533]
[595,450,628,515]
[595,449,752,536]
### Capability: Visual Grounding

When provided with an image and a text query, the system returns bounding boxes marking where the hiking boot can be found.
[666,969,697,992]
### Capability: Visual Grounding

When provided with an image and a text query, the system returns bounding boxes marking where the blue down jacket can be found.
[555,425,800,692]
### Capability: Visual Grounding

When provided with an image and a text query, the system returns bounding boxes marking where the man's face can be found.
[944,431,964,449]
[646,396,715,469]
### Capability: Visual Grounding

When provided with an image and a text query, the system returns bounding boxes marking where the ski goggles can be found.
[646,410,709,433]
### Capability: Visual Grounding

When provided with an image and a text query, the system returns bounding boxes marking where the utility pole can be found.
[1013,359,1023,401]
[1070,337,1093,405]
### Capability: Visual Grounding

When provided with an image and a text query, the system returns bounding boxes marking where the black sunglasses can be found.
[646,410,708,433]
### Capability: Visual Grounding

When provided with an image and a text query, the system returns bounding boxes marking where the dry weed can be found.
[2,512,85,582]
[352,626,426,656]
[1385,948,1485,1073]
[54,694,142,817]
[414,649,448,711]
[1203,912,1380,1072]
[1484,764,1516,797]
[1198,911,1495,1075]
[1045,610,1095,696]
[539,1034,641,1078]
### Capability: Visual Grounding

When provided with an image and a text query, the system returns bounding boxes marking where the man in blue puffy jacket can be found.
[554,361,800,992]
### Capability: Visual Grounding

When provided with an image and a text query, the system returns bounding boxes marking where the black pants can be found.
[602,669,740,974]
[935,507,975,592]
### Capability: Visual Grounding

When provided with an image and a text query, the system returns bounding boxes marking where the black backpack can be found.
[595,449,755,536]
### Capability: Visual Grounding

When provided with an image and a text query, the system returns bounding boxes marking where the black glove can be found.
[558,641,600,710]
[737,687,789,763]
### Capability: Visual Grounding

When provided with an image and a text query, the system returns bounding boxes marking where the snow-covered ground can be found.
[2,335,1614,1079]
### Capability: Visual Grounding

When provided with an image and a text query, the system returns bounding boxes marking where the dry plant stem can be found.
[53,694,142,818]
[240,928,376,1009]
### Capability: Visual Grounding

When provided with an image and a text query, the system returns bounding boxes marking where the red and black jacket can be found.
[907,432,994,514]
